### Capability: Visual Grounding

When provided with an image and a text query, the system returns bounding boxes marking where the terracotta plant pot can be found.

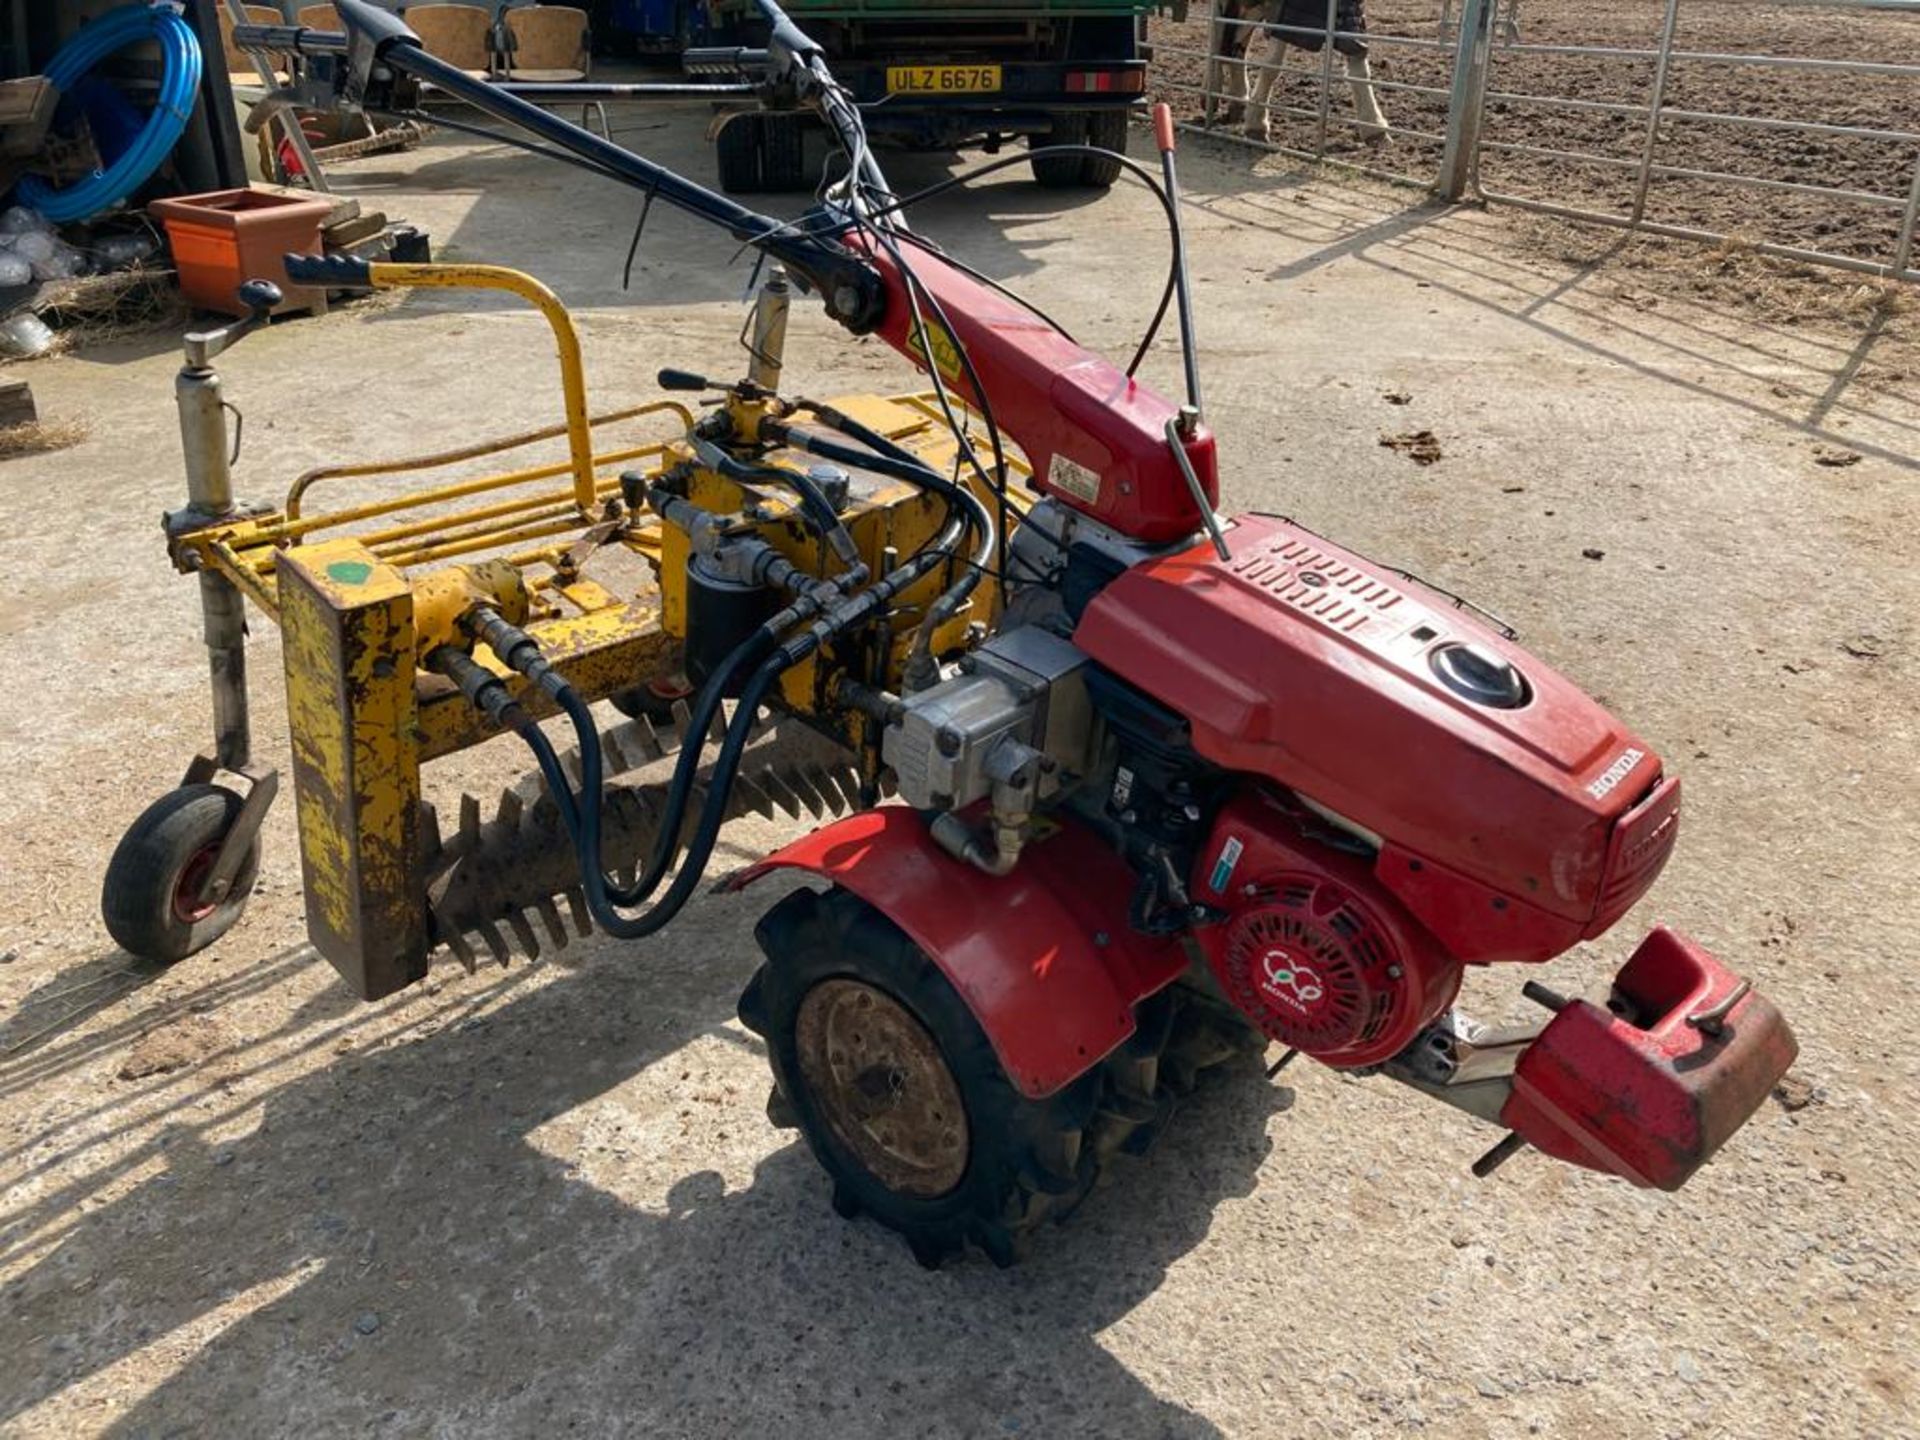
[149,186,336,317]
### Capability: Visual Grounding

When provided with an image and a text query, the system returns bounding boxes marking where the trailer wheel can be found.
[1081,107,1130,187]
[741,885,1258,1266]
[101,784,260,965]
[715,114,762,193]
[715,113,808,195]
[1028,109,1130,189]
[1028,111,1091,188]
[760,112,808,192]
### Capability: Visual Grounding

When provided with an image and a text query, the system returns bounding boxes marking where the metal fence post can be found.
[1314,0,1338,154]
[1631,0,1683,224]
[1894,150,1920,279]
[1437,0,1495,201]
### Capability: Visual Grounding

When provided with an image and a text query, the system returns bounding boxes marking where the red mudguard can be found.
[726,806,1186,1099]
[1504,928,1798,1190]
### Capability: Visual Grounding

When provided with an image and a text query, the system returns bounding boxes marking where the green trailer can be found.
[699,0,1171,192]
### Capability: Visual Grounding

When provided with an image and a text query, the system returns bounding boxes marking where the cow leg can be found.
[1345,51,1391,141]
[1243,33,1288,142]
[1208,9,1254,126]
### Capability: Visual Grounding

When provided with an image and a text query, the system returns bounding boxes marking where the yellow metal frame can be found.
[164,261,1033,991]
[167,261,1031,756]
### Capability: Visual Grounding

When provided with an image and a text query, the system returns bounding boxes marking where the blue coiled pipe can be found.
[15,4,204,224]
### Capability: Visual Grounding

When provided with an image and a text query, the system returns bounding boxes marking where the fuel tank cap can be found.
[1430,641,1529,709]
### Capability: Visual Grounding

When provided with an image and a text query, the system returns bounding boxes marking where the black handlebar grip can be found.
[283,253,373,289]
[656,368,712,392]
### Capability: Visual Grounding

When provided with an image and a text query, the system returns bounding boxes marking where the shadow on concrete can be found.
[1,883,1287,1437]
[1187,170,1919,472]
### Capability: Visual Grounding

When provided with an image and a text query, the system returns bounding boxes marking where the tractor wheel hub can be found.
[795,978,969,1198]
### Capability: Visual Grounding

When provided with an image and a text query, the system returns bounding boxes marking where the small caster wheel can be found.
[101,783,262,964]
[609,672,694,726]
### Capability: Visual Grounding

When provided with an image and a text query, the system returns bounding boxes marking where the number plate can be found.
[886,64,1002,96]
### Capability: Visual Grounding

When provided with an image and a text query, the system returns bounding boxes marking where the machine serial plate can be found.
[887,65,1002,95]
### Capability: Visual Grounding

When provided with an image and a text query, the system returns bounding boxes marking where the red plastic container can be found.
[149,187,335,317]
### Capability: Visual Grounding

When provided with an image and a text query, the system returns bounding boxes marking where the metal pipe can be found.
[285,400,689,518]
[1497,42,1920,79]
[364,262,599,508]
[1437,0,1495,201]
[1631,0,1682,225]
[1481,139,1909,209]
[379,516,588,569]
[1169,116,1433,191]
[220,0,329,192]
[1895,152,1920,279]
[1480,187,1920,281]
[490,82,757,101]
[1314,0,1339,155]
[747,265,791,393]
[1483,87,1920,146]
[272,445,663,543]
[246,7,883,329]
[178,362,251,769]
[1153,105,1203,424]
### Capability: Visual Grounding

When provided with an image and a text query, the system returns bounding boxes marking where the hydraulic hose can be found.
[17,3,204,223]
[468,510,970,940]
[765,418,996,690]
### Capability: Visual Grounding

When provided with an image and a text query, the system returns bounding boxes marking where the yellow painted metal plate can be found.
[886,64,1001,95]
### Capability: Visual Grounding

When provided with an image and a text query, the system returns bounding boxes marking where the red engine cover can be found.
[1076,514,1680,966]
[1195,791,1462,1068]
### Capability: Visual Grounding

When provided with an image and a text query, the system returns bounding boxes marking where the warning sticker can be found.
[904,316,965,386]
[1048,453,1103,505]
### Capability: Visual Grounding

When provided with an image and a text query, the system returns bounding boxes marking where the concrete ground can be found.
[1,106,1916,1439]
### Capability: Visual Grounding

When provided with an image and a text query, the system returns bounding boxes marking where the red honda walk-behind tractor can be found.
[115,0,1796,1267]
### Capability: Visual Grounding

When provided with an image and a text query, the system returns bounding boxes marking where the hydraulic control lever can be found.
[183,279,283,368]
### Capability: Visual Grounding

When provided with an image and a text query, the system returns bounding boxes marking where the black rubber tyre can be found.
[101,784,261,965]
[759,112,808,192]
[1028,111,1091,189]
[715,113,762,194]
[716,112,808,194]
[740,884,1259,1267]
[1081,107,1130,187]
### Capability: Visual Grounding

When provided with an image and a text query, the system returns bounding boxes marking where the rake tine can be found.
[563,886,593,936]
[533,895,568,948]
[476,920,511,968]
[505,908,542,960]
[443,927,480,974]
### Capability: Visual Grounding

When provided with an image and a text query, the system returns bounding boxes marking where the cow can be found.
[1206,0,1391,144]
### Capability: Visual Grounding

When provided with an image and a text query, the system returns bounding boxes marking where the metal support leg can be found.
[177,363,254,770]
[174,349,280,911]
[1436,0,1495,201]
[748,265,791,392]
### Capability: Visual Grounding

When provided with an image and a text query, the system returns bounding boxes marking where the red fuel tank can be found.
[1074,514,1681,965]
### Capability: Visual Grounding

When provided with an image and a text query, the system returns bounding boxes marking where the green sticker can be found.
[327,560,373,586]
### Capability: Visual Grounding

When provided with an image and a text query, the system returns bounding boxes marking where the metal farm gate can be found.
[1145,0,1920,282]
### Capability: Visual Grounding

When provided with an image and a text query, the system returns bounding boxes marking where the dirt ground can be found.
[1149,0,1920,268]
[2,93,1918,1439]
